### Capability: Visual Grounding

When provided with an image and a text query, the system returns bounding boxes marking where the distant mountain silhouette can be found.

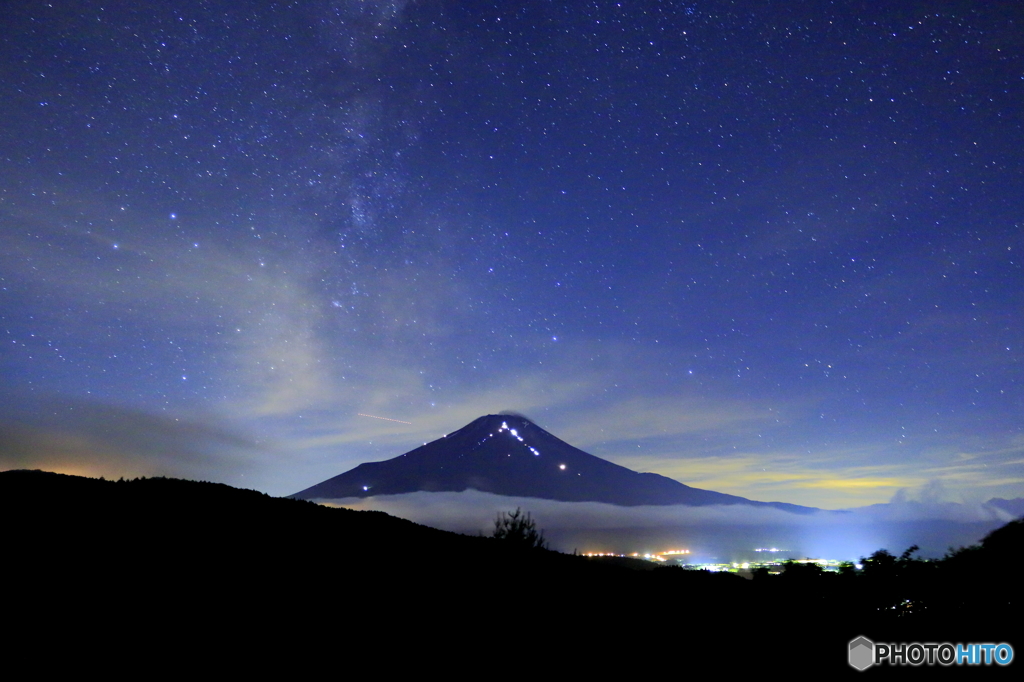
[290,414,816,513]
[986,497,1024,518]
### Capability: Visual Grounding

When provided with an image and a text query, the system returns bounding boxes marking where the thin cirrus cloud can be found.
[0,395,261,485]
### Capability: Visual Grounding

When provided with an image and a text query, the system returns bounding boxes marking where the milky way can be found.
[2,1,1022,507]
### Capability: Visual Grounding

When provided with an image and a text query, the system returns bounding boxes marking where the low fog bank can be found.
[321,489,1017,562]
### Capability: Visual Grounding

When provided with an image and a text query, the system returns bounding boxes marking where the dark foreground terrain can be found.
[3,470,1018,675]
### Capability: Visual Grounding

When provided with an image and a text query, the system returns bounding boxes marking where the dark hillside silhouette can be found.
[3,469,1018,674]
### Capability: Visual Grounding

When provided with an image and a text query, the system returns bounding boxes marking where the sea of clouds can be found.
[322,487,1017,562]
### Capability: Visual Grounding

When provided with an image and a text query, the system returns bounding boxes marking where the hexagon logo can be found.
[849,636,874,671]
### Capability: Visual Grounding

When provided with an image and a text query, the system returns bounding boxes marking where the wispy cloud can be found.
[0,395,261,485]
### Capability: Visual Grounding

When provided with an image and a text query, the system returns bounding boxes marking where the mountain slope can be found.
[290,414,815,512]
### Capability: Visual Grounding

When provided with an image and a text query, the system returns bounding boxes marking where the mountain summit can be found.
[290,414,815,512]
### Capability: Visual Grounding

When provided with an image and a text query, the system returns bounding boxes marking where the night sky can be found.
[3,0,1022,510]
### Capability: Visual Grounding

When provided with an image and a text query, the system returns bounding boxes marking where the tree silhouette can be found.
[492,508,548,550]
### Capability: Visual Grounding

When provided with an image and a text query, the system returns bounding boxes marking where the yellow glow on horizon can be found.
[609,453,924,508]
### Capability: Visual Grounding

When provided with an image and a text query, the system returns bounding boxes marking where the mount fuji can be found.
[290,414,816,513]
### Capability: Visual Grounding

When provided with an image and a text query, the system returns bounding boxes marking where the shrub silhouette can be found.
[492,508,548,550]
